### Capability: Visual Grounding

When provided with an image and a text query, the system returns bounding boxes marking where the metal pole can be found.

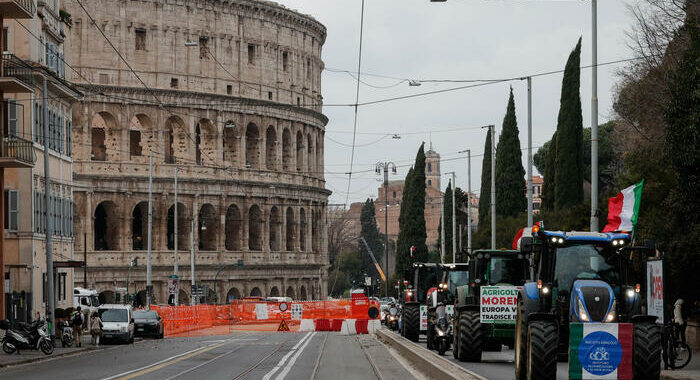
[490,125,496,250]
[43,76,55,336]
[83,233,87,288]
[190,219,195,305]
[440,194,446,264]
[174,168,178,305]
[467,150,472,256]
[527,77,533,228]
[451,172,457,264]
[383,166,389,297]
[590,0,599,232]
[146,154,153,308]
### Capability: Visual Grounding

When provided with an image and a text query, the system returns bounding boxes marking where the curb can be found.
[0,346,103,368]
[375,329,486,380]
[661,372,700,380]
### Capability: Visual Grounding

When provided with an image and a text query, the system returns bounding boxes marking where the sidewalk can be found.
[0,333,102,368]
[661,350,700,380]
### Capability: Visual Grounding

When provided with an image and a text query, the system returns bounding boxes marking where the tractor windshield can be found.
[553,244,620,297]
[445,270,469,295]
[485,256,528,285]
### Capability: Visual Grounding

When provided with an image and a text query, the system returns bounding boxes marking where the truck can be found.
[452,250,530,362]
[400,263,440,342]
[514,229,661,380]
[73,287,100,314]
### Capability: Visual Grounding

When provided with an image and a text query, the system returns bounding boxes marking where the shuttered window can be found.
[4,189,18,231]
[7,100,17,137]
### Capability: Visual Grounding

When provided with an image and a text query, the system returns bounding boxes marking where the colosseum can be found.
[64,0,329,305]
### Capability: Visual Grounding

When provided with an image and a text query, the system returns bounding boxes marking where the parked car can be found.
[97,304,134,344]
[133,310,164,339]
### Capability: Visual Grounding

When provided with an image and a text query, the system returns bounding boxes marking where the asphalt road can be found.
[0,332,416,380]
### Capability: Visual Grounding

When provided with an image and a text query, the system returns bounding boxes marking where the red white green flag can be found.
[603,180,644,233]
[569,323,633,379]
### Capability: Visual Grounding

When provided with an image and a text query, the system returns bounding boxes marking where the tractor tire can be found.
[457,311,483,362]
[453,320,460,359]
[526,320,558,380]
[403,304,420,343]
[633,322,661,380]
[514,302,527,380]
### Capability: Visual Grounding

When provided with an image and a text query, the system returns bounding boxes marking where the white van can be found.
[97,304,135,344]
[74,287,100,314]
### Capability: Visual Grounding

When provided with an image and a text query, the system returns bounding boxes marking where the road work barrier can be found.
[152,297,380,337]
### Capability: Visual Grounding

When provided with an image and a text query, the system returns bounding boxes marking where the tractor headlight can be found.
[577,298,590,322]
[605,301,617,322]
[437,328,445,336]
[626,289,635,298]
[407,291,413,297]
[541,286,550,295]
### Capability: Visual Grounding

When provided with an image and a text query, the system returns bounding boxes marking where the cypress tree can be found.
[495,88,527,217]
[542,131,557,210]
[478,130,492,232]
[397,143,429,269]
[359,198,384,272]
[439,181,453,262]
[396,167,414,272]
[554,38,584,208]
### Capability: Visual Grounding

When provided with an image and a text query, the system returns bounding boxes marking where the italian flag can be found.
[603,180,644,233]
[569,323,633,380]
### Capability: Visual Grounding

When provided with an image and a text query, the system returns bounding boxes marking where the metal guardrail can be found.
[15,0,36,15]
[1,53,34,88]
[3,136,36,165]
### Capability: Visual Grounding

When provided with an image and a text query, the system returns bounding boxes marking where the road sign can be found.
[279,302,288,312]
[278,319,290,332]
[168,275,179,295]
[646,259,664,324]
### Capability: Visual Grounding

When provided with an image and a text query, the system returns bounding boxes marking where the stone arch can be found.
[128,114,154,160]
[178,289,190,305]
[286,286,295,299]
[307,133,314,173]
[312,209,319,253]
[282,128,292,172]
[198,204,218,251]
[269,206,281,251]
[165,116,186,164]
[285,207,295,251]
[226,287,241,302]
[135,289,151,307]
[90,111,118,161]
[225,204,241,251]
[131,202,149,250]
[167,202,188,250]
[248,204,263,251]
[300,285,308,301]
[250,287,263,297]
[296,130,304,171]
[223,121,239,165]
[245,123,260,168]
[269,286,280,297]
[265,125,277,170]
[196,119,217,165]
[94,201,120,251]
[316,133,322,177]
[98,290,115,305]
[299,208,307,251]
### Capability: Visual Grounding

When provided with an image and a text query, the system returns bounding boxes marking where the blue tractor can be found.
[514,229,661,380]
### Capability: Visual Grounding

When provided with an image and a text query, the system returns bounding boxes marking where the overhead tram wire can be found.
[344,0,366,209]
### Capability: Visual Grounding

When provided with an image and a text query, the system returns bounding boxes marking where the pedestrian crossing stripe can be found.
[278,319,290,332]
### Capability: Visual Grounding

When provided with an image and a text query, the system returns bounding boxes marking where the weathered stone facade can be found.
[64,0,329,303]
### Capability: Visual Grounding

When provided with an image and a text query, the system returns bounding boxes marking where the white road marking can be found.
[261,332,314,380]
[274,332,317,380]
[163,344,245,380]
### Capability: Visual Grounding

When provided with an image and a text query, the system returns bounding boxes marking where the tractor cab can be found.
[438,263,470,306]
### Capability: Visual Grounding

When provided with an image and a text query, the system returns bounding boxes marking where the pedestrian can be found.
[89,311,103,346]
[71,306,84,347]
[673,298,688,345]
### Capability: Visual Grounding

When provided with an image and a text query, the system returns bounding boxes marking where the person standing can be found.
[674,298,688,345]
[71,307,84,347]
[89,312,103,346]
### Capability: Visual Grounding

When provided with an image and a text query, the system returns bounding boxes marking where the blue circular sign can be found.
[578,331,623,376]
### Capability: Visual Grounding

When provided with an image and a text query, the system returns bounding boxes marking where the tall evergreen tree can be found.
[358,198,384,273]
[554,38,584,208]
[438,181,454,262]
[396,143,429,271]
[478,130,492,231]
[396,167,414,272]
[542,132,557,210]
[495,88,527,217]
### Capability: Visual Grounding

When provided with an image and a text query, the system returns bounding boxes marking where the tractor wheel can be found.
[403,304,420,342]
[457,310,483,362]
[526,320,558,380]
[514,302,527,380]
[453,319,460,359]
[633,322,661,380]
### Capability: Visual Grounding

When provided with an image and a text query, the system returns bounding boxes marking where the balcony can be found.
[0,136,36,168]
[0,0,35,19]
[0,53,34,93]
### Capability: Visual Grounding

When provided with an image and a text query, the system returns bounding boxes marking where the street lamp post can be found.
[375,161,396,297]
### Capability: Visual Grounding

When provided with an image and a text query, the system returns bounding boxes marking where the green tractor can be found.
[452,250,530,362]
[401,263,440,342]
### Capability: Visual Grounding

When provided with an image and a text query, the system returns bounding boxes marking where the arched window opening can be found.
[226,287,241,303]
[225,204,241,251]
[285,207,295,251]
[269,286,280,297]
[90,112,117,161]
[250,287,263,297]
[167,203,188,250]
[245,123,260,168]
[300,286,307,301]
[198,204,218,251]
[312,210,319,253]
[269,207,281,251]
[132,202,149,250]
[223,121,238,165]
[195,124,202,165]
[299,208,307,251]
[91,128,106,161]
[165,116,185,164]
[282,128,292,172]
[295,130,303,171]
[248,205,263,251]
[307,134,314,173]
[286,286,295,299]
[94,201,119,251]
[265,126,277,170]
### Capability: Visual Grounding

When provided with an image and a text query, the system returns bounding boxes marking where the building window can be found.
[427,162,432,173]
[428,179,432,186]
[170,77,179,88]
[306,58,311,79]
[3,27,8,53]
[5,100,17,137]
[129,130,142,158]
[268,91,273,100]
[392,191,396,199]
[297,97,301,106]
[135,29,146,51]
[199,36,208,59]
[282,51,288,72]
[227,85,232,95]
[4,189,18,231]
[248,44,255,65]
[99,73,109,84]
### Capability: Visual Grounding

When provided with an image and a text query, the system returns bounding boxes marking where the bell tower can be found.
[425,141,440,191]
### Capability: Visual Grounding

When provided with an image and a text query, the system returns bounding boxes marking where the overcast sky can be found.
[276,0,638,207]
